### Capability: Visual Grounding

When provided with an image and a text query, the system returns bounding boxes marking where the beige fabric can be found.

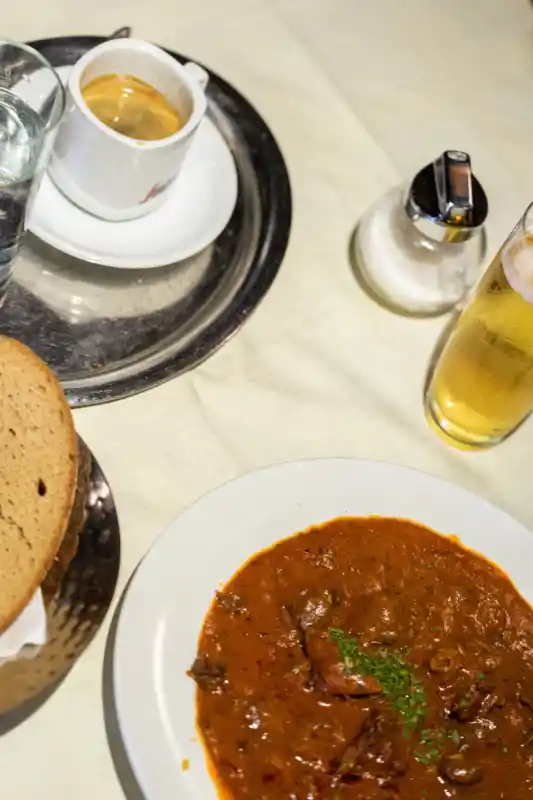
[4,0,533,796]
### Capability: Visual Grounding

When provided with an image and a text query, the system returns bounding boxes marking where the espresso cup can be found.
[48,38,208,221]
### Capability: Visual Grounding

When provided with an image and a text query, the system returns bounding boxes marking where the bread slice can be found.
[0,336,78,632]
[42,437,91,603]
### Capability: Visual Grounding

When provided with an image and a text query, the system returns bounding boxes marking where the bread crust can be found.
[0,336,79,632]
[42,437,91,603]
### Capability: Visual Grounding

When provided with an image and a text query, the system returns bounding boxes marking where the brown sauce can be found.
[190,517,533,799]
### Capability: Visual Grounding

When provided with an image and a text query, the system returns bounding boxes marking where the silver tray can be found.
[0,35,292,407]
[0,437,120,728]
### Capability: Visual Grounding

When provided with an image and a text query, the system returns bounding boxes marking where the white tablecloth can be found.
[4,0,533,796]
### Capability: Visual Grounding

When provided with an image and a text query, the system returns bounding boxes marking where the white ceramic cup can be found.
[48,38,208,221]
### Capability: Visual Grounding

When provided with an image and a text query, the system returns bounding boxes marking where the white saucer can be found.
[28,69,238,269]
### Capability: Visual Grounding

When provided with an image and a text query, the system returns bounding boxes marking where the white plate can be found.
[28,67,238,269]
[113,458,533,800]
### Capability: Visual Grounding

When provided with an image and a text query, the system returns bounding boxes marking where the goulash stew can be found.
[189,517,533,799]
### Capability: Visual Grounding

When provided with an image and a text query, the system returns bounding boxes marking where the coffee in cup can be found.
[48,39,208,221]
[81,73,183,141]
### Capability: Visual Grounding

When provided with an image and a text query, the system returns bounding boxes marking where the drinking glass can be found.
[425,202,533,449]
[0,41,65,305]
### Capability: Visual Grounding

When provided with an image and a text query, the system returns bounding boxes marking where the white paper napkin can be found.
[0,590,47,662]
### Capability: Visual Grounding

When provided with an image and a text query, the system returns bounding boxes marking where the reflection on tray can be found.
[3,35,291,406]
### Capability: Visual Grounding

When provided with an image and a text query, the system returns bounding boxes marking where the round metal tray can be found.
[0,35,291,407]
[0,437,120,727]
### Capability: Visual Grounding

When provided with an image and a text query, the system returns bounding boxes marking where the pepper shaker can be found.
[352,151,489,316]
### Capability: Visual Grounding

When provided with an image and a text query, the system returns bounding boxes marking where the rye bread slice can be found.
[0,336,78,632]
[42,437,91,603]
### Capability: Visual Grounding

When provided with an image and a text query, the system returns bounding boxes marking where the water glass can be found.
[0,41,65,305]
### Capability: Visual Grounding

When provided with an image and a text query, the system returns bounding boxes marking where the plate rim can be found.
[112,456,532,799]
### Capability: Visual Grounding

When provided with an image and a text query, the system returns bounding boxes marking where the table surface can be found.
[4,0,533,796]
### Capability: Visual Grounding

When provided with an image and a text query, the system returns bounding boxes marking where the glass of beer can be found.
[425,202,533,449]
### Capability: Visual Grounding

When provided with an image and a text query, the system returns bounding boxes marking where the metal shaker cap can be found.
[405,150,488,242]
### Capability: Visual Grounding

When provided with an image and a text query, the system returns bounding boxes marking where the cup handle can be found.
[184,62,209,91]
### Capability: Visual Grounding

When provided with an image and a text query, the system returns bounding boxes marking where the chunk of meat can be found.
[288,589,338,632]
[479,689,506,714]
[448,676,506,722]
[332,711,408,783]
[440,753,483,786]
[373,630,398,646]
[306,631,382,697]
[188,656,226,693]
[286,658,315,692]
[319,662,383,697]
[281,598,368,694]
[428,648,461,676]
[449,684,483,722]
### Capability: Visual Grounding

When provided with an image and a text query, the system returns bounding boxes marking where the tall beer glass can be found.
[425,203,533,449]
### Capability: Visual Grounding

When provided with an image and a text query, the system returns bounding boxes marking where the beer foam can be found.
[502,239,533,303]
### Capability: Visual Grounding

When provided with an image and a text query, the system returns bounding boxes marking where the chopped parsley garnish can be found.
[330,628,463,766]
[330,628,427,733]
[412,727,461,764]
[413,748,439,765]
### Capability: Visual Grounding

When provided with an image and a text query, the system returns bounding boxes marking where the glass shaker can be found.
[352,151,488,316]
[425,202,533,450]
